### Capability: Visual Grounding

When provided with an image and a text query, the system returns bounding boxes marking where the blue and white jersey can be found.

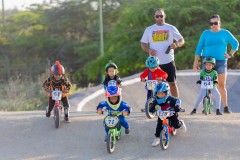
[97,100,131,116]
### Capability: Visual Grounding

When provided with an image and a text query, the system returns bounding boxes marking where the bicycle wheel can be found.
[203,97,209,115]
[54,107,60,128]
[160,129,169,150]
[106,132,115,153]
[145,97,156,119]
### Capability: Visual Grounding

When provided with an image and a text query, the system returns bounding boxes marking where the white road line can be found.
[77,71,240,111]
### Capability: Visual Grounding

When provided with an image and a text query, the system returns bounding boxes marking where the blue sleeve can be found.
[96,101,107,110]
[195,31,206,56]
[226,30,239,51]
[174,99,181,112]
[122,102,131,114]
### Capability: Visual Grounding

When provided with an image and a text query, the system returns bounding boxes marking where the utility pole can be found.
[99,0,104,56]
[2,0,5,26]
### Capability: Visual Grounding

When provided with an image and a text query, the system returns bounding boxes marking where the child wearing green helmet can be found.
[190,56,222,115]
[102,61,122,90]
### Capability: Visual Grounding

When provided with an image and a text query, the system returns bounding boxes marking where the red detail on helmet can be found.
[55,61,62,74]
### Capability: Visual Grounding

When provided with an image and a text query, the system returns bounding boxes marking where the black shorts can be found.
[159,61,176,83]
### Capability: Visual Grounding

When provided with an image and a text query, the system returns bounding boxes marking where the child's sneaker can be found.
[152,138,160,147]
[202,109,205,114]
[64,116,70,123]
[141,108,145,112]
[104,135,107,143]
[179,120,187,133]
[216,109,223,115]
[125,128,130,134]
[179,107,186,112]
[46,112,51,118]
[190,109,196,115]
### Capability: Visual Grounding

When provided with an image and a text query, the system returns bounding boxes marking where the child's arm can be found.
[140,69,148,82]
[122,102,131,116]
[157,68,168,81]
[149,99,157,113]
[96,101,106,114]
[62,77,71,93]
[42,78,51,93]
[173,99,181,112]
[213,70,218,84]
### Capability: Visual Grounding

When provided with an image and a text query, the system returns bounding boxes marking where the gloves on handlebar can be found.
[196,80,201,84]
[213,80,218,84]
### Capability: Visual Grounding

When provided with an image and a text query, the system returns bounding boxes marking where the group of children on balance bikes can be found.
[42,55,219,147]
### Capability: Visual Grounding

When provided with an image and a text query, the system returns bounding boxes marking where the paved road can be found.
[1,70,240,160]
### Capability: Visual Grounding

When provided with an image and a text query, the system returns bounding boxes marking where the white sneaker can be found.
[152,138,160,147]
[179,120,187,133]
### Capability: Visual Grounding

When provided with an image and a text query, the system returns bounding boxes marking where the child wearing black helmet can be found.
[149,82,187,147]
[103,61,122,90]
[190,56,222,115]
[42,61,72,122]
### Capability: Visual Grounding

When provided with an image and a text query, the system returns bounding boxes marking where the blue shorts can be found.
[202,59,227,74]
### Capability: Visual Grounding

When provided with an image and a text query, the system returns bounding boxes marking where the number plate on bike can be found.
[157,110,170,120]
[146,80,158,90]
[201,80,213,89]
[52,91,62,100]
[104,116,119,128]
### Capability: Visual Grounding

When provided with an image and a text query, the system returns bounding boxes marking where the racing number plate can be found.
[201,80,213,89]
[146,80,158,90]
[104,116,119,128]
[52,90,62,100]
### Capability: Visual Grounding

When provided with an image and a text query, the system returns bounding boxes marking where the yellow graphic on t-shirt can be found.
[152,30,169,42]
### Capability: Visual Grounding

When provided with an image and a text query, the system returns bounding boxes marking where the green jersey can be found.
[200,70,218,87]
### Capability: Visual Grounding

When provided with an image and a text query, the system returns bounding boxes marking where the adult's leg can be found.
[217,73,231,112]
[168,82,179,98]
[159,61,179,98]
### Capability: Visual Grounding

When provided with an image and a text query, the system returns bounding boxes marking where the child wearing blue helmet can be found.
[96,85,131,142]
[140,56,168,112]
[149,82,186,147]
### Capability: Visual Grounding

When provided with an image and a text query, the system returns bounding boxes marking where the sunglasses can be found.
[155,15,164,18]
[209,21,219,26]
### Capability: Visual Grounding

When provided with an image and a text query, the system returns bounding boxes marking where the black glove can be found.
[116,79,122,85]
[213,80,218,84]
[165,46,171,54]
[196,80,201,84]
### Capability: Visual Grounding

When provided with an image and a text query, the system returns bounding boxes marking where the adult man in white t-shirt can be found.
[141,8,185,111]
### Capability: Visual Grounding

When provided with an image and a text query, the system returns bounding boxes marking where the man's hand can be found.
[149,49,157,56]
[141,78,146,82]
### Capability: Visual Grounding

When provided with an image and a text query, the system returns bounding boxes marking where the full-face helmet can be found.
[50,61,65,75]
[154,82,170,104]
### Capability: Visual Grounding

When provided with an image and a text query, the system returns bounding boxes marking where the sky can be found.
[2,0,51,10]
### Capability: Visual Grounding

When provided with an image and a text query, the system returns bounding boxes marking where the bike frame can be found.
[203,88,213,115]
[53,100,62,117]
